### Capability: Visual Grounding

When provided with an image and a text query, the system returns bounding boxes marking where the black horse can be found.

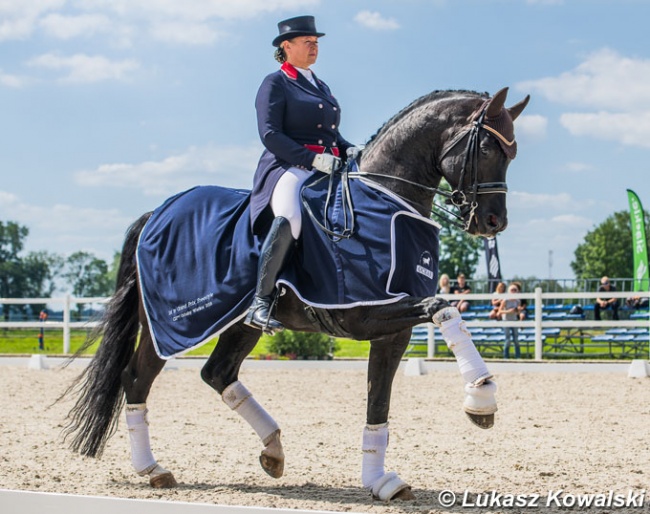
[62,87,529,501]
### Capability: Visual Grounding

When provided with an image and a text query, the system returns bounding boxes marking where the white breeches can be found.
[270,167,312,239]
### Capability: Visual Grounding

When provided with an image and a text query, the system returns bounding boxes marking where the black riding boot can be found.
[245,216,294,333]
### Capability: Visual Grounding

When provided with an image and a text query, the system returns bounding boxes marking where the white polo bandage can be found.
[434,308,491,384]
[361,422,389,489]
[125,403,157,475]
[222,381,279,443]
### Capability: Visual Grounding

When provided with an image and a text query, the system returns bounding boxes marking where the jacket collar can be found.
[281,62,300,80]
[280,62,336,105]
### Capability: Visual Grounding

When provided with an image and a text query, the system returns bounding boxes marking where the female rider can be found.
[246,15,358,332]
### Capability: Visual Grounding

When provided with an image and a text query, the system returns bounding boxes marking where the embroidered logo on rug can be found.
[416,251,435,280]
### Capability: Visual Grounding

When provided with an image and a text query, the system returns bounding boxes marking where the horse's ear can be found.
[507,94,531,121]
[486,87,509,118]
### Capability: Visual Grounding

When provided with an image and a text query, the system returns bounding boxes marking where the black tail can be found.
[61,212,152,458]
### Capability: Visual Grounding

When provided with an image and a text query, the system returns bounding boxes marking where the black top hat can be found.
[272,15,325,47]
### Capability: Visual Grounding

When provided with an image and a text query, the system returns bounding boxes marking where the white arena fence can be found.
[0,289,649,359]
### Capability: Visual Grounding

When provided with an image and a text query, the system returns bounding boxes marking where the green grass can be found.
[406,333,648,360]
[3,328,644,360]
[0,329,371,359]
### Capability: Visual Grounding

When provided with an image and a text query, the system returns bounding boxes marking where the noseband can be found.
[434,108,508,230]
[354,106,511,232]
[303,105,513,240]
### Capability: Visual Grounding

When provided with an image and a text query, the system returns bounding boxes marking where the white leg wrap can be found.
[433,307,492,384]
[464,380,498,415]
[125,403,157,475]
[361,422,389,489]
[361,423,410,500]
[222,381,279,442]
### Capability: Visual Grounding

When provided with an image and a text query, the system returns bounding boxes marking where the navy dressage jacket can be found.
[250,62,352,234]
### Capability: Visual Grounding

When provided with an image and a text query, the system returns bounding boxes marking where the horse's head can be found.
[438,87,529,237]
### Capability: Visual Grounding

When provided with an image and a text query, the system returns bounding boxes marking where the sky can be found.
[1,0,649,286]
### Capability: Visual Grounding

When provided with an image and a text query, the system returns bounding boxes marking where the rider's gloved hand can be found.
[346,146,363,161]
[312,153,342,174]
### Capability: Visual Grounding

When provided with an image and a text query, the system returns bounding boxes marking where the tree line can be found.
[1,208,647,309]
[0,221,119,318]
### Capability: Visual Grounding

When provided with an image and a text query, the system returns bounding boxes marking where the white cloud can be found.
[27,53,140,83]
[519,48,650,111]
[0,0,65,40]
[76,0,319,22]
[2,0,320,45]
[563,161,593,173]
[509,191,575,210]
[0,69,29,88]
[75,142,262,196]
[39,13,112,39]
[0,190,132,260]
[518,48,650,149]
[354,11,400,31]
[515,114,547,141]
[560,111,650,148]
[149,21,222,45]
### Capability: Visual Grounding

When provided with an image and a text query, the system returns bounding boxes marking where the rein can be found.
[302,106,511,238]
[357,107,509,231]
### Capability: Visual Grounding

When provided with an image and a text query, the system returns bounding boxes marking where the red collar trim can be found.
[280,62,299,80]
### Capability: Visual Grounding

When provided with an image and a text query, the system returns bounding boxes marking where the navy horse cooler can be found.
[137,174,441,358]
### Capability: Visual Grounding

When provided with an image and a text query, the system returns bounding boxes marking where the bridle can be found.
[353,106,511,231]
[302,105,513,239]
[431,107,509,230]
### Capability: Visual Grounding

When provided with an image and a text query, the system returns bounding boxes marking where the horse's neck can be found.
[361,110,447,216]
[361,95,481,216]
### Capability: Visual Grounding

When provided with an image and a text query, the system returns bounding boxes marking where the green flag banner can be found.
[626,189,649,291]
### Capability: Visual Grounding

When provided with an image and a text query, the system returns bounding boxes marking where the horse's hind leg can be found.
[201,322,284,478]
[362,331,415,502]
[121,314,177,488]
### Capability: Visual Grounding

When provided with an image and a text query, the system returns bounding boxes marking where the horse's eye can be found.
[480,143,492,156]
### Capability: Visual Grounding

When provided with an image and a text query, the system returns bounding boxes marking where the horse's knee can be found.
[200,361,233,394]
[427,297,451,318]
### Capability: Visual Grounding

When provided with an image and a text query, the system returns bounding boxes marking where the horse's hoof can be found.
[149,471,178,488]
[466,412,494,429]
[259,453,284,478]
[370,471,414,502]
[260,429,284,478]
[392,486,416,501]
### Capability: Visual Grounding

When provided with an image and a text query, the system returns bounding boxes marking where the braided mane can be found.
[364,89,489,147]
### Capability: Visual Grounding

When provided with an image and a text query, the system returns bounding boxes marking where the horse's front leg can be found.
[201,322,284,479]
[432,306,497,428]
[362,331,416,502]
[121,320,177,488]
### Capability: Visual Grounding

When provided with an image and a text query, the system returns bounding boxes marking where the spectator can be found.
[594,276,619,321]
[488,282,506,320]
[451,273,471,313]
[626,295,649,310]
[512,281,528,321]
[437,273,451,294]
[499,283,521,359]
